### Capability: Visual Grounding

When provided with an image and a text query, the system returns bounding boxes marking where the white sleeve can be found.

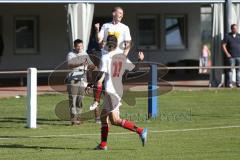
[101,49,107,56]
[125,58,135,71]
[124,26,131,41]
[100,55,108,73]
[67,52,74,61]
[99,24,106,42]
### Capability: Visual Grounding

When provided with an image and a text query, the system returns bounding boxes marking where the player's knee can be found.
[110,118,121,126]
[110,120,117,126]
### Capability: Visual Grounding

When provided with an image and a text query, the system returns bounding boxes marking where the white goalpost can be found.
[27,68,37,128]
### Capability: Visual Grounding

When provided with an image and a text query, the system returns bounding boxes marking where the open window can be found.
[165,15,187,50]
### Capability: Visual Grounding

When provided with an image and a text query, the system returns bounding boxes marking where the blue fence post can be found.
[148,64,158,118]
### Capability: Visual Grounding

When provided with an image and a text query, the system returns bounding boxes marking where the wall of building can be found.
[0,3,201,71]
[0,4,69,70]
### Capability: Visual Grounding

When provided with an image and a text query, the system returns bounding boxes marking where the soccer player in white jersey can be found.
[95,6,131,55]
[94,35,147,150]
[90,6,134,111]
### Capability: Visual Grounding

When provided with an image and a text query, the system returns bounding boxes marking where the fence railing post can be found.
[148,64,158,118]
[27,68,37,128]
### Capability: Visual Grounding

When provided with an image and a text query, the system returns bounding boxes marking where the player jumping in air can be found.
[89,6,133,113]
[94,35,147,150]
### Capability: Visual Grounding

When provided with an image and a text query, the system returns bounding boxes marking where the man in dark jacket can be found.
[222,24,240,88]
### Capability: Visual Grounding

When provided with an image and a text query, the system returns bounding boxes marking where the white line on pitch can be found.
[0,125,240,140]
[150,125,240,133]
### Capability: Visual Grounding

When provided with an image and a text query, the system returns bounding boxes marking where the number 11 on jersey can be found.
[112,61,122,77]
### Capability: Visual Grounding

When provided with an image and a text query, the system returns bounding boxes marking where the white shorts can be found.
[103,93,122,114]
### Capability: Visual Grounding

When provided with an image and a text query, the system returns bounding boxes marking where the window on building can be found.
[137,15,158,50]
[165,15,187,50]
[14,16,39,54]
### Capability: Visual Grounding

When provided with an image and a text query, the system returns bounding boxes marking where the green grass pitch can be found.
[0,89,240,160]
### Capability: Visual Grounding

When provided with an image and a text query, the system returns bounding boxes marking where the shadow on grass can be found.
[0,144,136,151]
[0,117,25,123]
[0,126,12,128]
[0,144,81,150]
[0,117,70,126]
[0,135,88,140]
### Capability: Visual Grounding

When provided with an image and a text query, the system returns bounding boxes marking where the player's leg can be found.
[67,80,73,119]
[90,82,102,120]
[106,94,143,133]
[95,94,111,150]
[94,105,101,123]
[76,95,83,113]
[68,80,80,125]
[88,83,102,123]
[76,81,84,114]
[96,109,109,150]
[76,94,83,124]
[75,80,89,124]
[107,94,148,146]
[109,110,148,146]
[89,72,104,123]
[79,80,88,110]
[90,80,103,111]
[109,110,143,134]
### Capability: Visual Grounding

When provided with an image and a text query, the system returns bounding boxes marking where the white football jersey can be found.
[99,22,131,52]
[100,50,135,98]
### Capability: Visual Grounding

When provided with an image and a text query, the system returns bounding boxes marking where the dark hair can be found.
[112,6,123,13]
[231,24,237,30]
[74,39,83,46]
[106,35,118,50]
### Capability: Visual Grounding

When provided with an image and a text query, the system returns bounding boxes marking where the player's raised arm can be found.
[138,51,144,61]
[123,41,131,57]
[123,26,132,57]
[125,51,144,72]
[95,23,105,44]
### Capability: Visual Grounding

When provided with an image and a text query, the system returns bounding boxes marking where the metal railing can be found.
[0,66,239,75]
